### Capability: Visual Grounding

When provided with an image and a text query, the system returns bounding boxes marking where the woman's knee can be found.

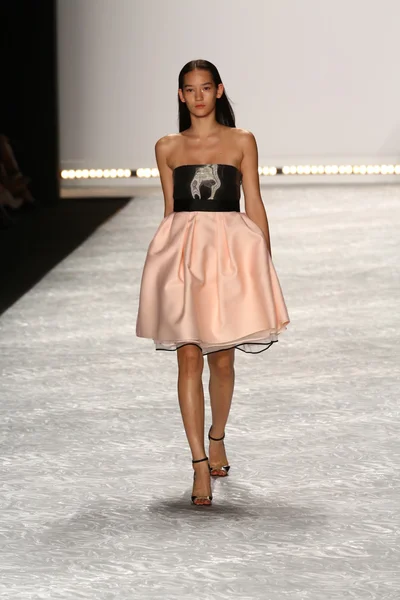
[207,349,235,376]
[177,344,204,376]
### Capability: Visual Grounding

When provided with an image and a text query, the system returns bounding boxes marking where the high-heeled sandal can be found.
[208,426,231,477]
[191,456,213,506]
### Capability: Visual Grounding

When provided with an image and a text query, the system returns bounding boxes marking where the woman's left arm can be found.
[239,130,272,256]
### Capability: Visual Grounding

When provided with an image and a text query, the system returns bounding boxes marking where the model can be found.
[136,59,290,506]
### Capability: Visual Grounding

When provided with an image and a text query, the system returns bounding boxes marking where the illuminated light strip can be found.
[279,164,400,176]
[61,165,400,179]
[61,169,132,179]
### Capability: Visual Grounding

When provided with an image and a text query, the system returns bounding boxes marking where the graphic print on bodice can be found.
[190,164,221,200]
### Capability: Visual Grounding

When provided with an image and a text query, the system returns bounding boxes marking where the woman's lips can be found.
[195,104,205,108]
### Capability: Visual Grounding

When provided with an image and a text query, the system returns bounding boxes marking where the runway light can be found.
[259,166,278,176]
[60,164,400,180]
[381,164,395,175]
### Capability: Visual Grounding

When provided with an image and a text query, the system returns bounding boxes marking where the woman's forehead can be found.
[183,70,212,86]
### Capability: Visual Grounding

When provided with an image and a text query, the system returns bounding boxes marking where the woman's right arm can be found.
[155,136,174,218]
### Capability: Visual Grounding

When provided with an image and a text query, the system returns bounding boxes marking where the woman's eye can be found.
[186,87,211,92]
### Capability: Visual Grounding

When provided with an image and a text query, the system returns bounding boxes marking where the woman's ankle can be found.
[209,424,225,439]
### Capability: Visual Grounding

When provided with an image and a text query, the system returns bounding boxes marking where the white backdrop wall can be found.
[57,0,400,172]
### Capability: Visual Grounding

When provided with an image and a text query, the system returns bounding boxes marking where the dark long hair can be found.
[178,59,236,132]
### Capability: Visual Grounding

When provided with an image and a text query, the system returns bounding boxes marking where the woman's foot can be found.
[192,458,212,505]
[208,426,230,476]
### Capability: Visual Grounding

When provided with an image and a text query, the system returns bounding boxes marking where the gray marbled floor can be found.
[1,184,400,599]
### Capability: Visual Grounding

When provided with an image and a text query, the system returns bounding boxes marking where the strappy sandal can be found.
[208,426,231,477]
[191,456,212,506]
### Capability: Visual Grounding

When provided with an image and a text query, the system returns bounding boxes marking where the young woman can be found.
[136,59,290,506]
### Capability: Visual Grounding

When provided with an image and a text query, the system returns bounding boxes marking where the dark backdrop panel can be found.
[0,0,59,204]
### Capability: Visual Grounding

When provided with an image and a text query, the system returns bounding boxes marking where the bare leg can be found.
[177,344,211,502]
[207,348,235,469]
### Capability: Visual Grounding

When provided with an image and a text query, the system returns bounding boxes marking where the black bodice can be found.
[173,164,242,212]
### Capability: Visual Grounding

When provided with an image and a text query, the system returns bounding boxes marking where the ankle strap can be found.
[209,433,225,441]
[208,434,225,442]
[192,456,209,464]
[208,426,225,441]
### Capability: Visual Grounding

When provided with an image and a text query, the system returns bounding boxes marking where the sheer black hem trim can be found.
[155,340,278,356]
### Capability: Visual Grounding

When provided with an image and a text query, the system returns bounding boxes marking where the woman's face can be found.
[179,69,223,117]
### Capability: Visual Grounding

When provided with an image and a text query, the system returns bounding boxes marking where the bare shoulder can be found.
[233,127,257,147]
[155,133,181,151]
[155,133,183,166]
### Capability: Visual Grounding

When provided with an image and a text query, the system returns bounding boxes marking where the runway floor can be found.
[1,183,399,599]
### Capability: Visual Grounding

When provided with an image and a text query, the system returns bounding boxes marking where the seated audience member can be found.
[0,133,35,209]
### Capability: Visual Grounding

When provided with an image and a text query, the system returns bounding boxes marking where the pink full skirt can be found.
[135,211,290,355]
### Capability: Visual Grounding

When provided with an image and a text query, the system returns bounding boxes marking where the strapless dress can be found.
[135,163,290,354]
